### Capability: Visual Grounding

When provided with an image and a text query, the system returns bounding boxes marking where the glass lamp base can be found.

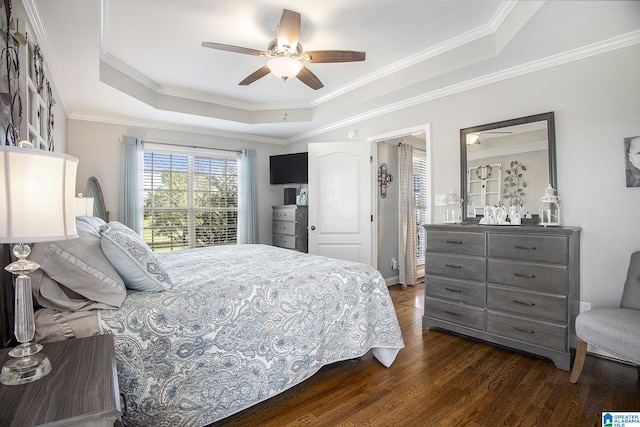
[8,341,43,358]
[0,353,52,385]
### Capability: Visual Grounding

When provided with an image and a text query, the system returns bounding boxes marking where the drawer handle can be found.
[445,264,462,269]
[513,299,535,306]
[444,287,462,293]
[444,310,462,317]
[514,245,536,250]
[513,272,536,279]
[513,326,535,334]
[445,240,463,244]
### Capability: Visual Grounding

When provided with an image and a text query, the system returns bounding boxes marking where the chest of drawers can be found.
[423,224,580,371]
[272,205,308,252]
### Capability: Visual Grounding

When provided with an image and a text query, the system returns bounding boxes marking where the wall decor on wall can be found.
[378,163,392,198]
[46,81,54,151]
[503,160,527,207]
[27,41,55,151]
[0,0,21,147]
[624,136,640,188]
[0,0,55,151]
[297,188,308,206]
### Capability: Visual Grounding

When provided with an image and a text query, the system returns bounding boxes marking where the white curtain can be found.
[237,148,258,244]
[120,136,143,234]
[398,143,417,287]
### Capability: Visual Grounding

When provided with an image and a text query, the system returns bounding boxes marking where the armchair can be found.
[570,251,640,383]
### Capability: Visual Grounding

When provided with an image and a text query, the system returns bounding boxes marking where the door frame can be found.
[368,123,433,274]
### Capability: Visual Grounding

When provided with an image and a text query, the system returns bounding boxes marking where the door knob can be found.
[310,225,316,230]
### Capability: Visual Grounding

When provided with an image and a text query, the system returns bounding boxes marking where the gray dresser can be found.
[423,224,581,371]
[272,205,308,253]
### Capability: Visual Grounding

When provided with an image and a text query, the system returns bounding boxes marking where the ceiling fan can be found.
[201,9,365,90]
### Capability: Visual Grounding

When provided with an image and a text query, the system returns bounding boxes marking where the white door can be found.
[308,142,373,265]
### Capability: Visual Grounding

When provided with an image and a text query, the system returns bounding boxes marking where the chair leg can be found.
[570,338,588,383]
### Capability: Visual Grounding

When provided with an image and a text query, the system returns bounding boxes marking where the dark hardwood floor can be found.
[213,283,639,426]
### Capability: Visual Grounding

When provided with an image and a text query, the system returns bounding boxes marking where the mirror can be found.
[460,112,556,223]
[86,176,109,222]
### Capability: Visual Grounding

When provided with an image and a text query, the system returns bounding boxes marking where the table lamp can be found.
[0,141,78,385]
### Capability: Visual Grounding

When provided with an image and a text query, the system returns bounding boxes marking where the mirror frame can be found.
[86,176,110,222]
[460,111,557,223]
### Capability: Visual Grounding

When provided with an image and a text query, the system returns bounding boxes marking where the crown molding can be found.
[22,0,640,145]
[71,29,640,146]
[287,30,640,143]
[68,113,288,145]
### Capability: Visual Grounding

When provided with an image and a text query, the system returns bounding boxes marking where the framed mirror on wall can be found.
[460,112,556,223]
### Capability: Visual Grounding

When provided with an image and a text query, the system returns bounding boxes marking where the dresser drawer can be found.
[486,311,567,351]
[488,234,568,264]
[427,231,486,256]
[273,207,297,222]
[487,285,567,322]
[487,259,568,293]
[425,297,484,330]
[425,276,485,306]
[426,253,486,282]
[273,221,295,235]
[273,234,296,249]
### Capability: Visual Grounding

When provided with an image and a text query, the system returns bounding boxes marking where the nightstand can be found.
[0,334,121,426]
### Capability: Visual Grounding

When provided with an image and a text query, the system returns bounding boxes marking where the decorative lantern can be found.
[444,190,463,224]
[538,184,560,227]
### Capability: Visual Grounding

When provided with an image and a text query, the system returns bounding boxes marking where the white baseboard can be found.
[385,275,399,286]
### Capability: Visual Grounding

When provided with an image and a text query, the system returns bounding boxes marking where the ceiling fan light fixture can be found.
[267,56,304,80]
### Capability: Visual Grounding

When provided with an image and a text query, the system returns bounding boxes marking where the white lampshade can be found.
[267,56,304,80]
[0,144,78,243]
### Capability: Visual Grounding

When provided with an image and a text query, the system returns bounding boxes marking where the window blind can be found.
[143,147,238,251]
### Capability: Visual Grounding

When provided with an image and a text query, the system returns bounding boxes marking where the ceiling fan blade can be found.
[201,42,265,56]
[239,66,271,86]
[277,9,301,51]
[296,67,324,90]
[305,50,366,63]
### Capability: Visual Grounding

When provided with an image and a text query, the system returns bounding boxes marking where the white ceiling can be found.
[24,0,640,144]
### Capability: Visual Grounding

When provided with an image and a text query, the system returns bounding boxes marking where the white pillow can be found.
[29,219,127,311]
[99,221,172,292]
[76,215,107,234]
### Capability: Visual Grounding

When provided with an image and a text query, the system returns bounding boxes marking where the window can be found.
[413,150,428,264]
[143,146,238,251]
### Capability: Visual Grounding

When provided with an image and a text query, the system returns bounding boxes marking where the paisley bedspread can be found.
[99,244,404,426]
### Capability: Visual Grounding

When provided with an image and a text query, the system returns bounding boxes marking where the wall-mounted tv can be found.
[269,152,308,184]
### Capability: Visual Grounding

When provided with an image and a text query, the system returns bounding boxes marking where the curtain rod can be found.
[141,140,242,154]
[397,142,426,153]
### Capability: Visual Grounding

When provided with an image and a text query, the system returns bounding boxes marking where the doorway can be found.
[369,125,431,285]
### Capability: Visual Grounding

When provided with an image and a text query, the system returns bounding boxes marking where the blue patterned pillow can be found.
[99,221,172,292]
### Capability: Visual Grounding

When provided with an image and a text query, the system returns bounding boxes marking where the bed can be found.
[27,217,404,426]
